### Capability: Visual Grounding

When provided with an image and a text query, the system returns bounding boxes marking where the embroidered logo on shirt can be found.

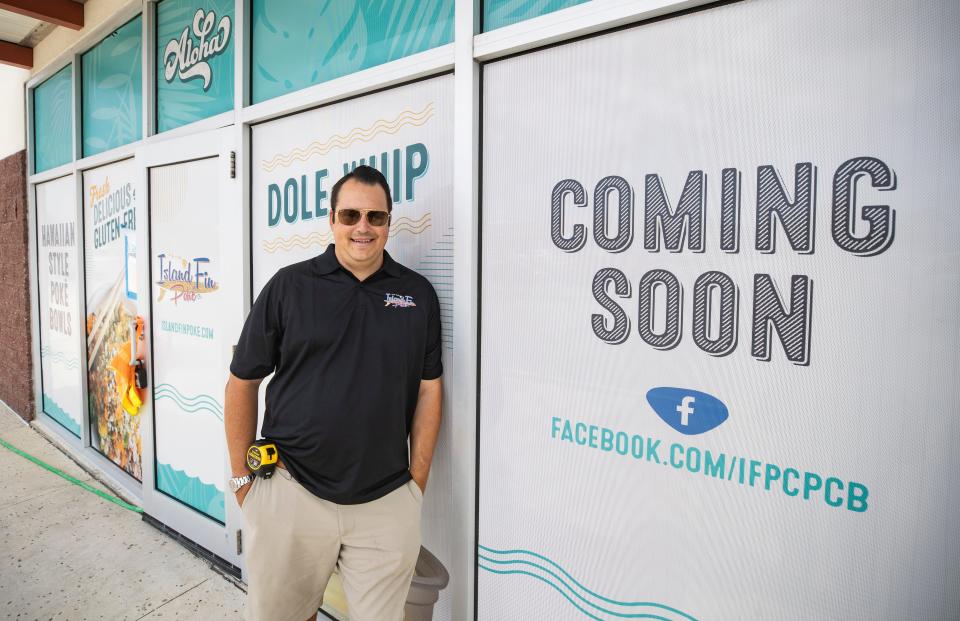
[384,293,417,308]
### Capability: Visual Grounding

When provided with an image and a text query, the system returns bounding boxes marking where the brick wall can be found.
[0,150,33,421]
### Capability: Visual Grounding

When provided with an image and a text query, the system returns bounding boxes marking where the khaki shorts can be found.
[242,467,422,621]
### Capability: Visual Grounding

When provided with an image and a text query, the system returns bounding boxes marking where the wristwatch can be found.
[228,474,253,493]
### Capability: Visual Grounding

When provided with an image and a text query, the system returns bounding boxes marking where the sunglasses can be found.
[334,208,391,227]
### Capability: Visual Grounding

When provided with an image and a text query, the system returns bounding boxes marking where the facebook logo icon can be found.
[676,396,696,427]
[647,388,729,435]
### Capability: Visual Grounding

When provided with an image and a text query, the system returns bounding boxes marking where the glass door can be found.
[136,127,243,569]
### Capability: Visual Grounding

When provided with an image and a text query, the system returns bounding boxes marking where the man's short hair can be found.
[331,165,393,214]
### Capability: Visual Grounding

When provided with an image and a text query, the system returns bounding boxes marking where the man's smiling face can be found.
[330,178,391,276]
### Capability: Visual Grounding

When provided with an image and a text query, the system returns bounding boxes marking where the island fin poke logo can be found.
[156,254,218,304]
[646,387,728,435]
[384,293,416,308]
[163,9,231,91]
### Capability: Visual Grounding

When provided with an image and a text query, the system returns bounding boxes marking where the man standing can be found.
[224,165,443,621]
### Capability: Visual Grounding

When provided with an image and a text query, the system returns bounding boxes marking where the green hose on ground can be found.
[0,435,143,513]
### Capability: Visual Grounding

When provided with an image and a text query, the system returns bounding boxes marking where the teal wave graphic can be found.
[40,346,81,370]
[478,546,697,621]
[154,383,224,421]
[41,393,81,438]
[156,462,225,523]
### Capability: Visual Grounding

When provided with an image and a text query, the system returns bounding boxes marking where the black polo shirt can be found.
[230,244,442,504]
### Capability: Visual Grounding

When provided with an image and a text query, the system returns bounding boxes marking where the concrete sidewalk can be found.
[0,404,245,620]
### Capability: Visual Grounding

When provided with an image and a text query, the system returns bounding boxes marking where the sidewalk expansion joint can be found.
[132,577,210,620]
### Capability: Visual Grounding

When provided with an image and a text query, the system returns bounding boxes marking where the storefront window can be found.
[156,0,235,132]
[250,0,454,104]
[150,157,229,523]
[83,159,142,480]
[81,16,143,157]
[33,65,73,173]
[36,176,83,438]
[483,0,589,31]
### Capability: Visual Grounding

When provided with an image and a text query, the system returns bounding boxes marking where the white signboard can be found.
[36,175,83,437]
[83,159,143,479]
[250,75,455,618]
[251,76,454,309]
[479,1,959,620]
[150,157,228,522]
